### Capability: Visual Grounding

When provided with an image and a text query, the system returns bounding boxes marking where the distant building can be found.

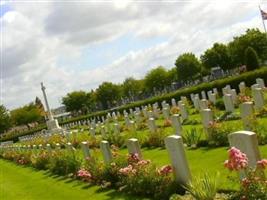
[51,106,71,122]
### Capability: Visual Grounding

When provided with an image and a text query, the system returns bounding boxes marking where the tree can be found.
[0,105,11,134]
[96,82,122,109]
[200,43,232,70]
[144,66,169,92]
[167,68,178,83]
[10,103,43,126]
[175,53,201,81]
[35,97,46,117]
[122,77,144,98]
[62,91,92,114]
[228,29,267,66]
[245,47,260,71]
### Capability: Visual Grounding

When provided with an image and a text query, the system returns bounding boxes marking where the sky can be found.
[1,0,267,110]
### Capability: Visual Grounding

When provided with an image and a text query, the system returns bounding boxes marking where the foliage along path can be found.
[0,159,146,200]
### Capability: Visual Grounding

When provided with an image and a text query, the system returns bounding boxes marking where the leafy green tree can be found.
[144,66,169,92]
[62,91,92,114]
[175,53,201,81]
[10,103,43,126]
[201,43,232,70]
[245,47,260,71]
[0,105,11,134]
[228,28,267,66]
[96,82,122,109]
[122,77,144,98]
[167,68,178,83]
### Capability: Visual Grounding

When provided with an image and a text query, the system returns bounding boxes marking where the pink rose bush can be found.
[77,168,92,182]
[224,147,248,171]
[224,147,267,200]
[117,153,178,199]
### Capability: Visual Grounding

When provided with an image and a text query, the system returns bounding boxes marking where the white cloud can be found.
[1,0,265,110]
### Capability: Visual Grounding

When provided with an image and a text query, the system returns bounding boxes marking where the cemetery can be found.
[1,2,267,200]
[1,76,267,200]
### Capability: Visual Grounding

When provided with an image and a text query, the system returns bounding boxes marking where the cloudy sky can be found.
[1,0,266,110]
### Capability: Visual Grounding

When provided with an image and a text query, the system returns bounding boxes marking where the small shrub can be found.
[143,129,166,148]
[215,98,225,110]
[185,172,219,200]
[170,106,180,114]
[207,122,234,147]
[183,128,202,148]
[118,154,180,200]
[104,133,125,148]
[163,119,172,127]
[31,151,50,170]
[48,152,81,176]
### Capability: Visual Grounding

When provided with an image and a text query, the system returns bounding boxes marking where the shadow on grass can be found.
[93,185,151,200]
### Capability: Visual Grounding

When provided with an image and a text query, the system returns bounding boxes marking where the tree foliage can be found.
[0,105,11,134]
[228,28,267,66]
[245,47,260,71]
[10,103,43,126]
[144,66,169,92]
[62,91,93,114]
[122,77,144,98]
[175,53,201,81]
[96,82,122,109]
[201,43,231,70]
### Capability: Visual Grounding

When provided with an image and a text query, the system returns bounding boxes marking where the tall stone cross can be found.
[41,82,53,120]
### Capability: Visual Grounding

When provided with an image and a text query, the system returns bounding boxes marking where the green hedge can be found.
[1,67,267,142]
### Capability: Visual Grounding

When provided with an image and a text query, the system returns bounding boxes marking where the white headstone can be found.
[165,135,191,185]
[100,140,112,164]
[199,99,209,110]
[200,109,214,129]
[127,138,142,158]
[252,88,265,110]
[179,104,188,121]
[81,141,90,159]
[148,118,157,133]
[171,114,183,136]
[223,94,235,112]
[239,82,246,94]
[256,78,265,89]
[240,102,254,130]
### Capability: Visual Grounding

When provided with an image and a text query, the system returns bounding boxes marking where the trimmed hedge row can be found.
[1,67,267,142]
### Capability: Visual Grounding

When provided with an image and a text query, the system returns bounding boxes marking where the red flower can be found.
[158,165,172,176]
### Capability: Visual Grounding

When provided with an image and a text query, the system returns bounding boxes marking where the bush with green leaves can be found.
[183,128,202,148]
[185,173,219,200]
[207,122,235,147]
[118,154,181,200]
[48,151,81,176]
[225,147,267,200]
[31,151,50,170]
[143,128,167,148]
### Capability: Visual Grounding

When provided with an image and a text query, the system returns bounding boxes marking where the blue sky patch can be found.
[57,33,167,70]
[0,3,12,18]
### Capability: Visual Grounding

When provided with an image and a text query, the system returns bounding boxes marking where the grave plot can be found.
[1,78,267,200]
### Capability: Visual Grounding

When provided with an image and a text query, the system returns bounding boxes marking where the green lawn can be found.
[2,145,266,200]
[0,159,147,200]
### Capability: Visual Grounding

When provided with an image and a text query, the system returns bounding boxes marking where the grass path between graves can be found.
[1,145,266,200]
[0,159,147,200]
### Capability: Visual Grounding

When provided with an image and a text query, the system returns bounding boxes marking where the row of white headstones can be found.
[80,78,265,137]
[16,78,266,144]
[1,130,263,187]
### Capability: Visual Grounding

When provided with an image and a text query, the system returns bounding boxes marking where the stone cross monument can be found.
[41,82,62,134]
